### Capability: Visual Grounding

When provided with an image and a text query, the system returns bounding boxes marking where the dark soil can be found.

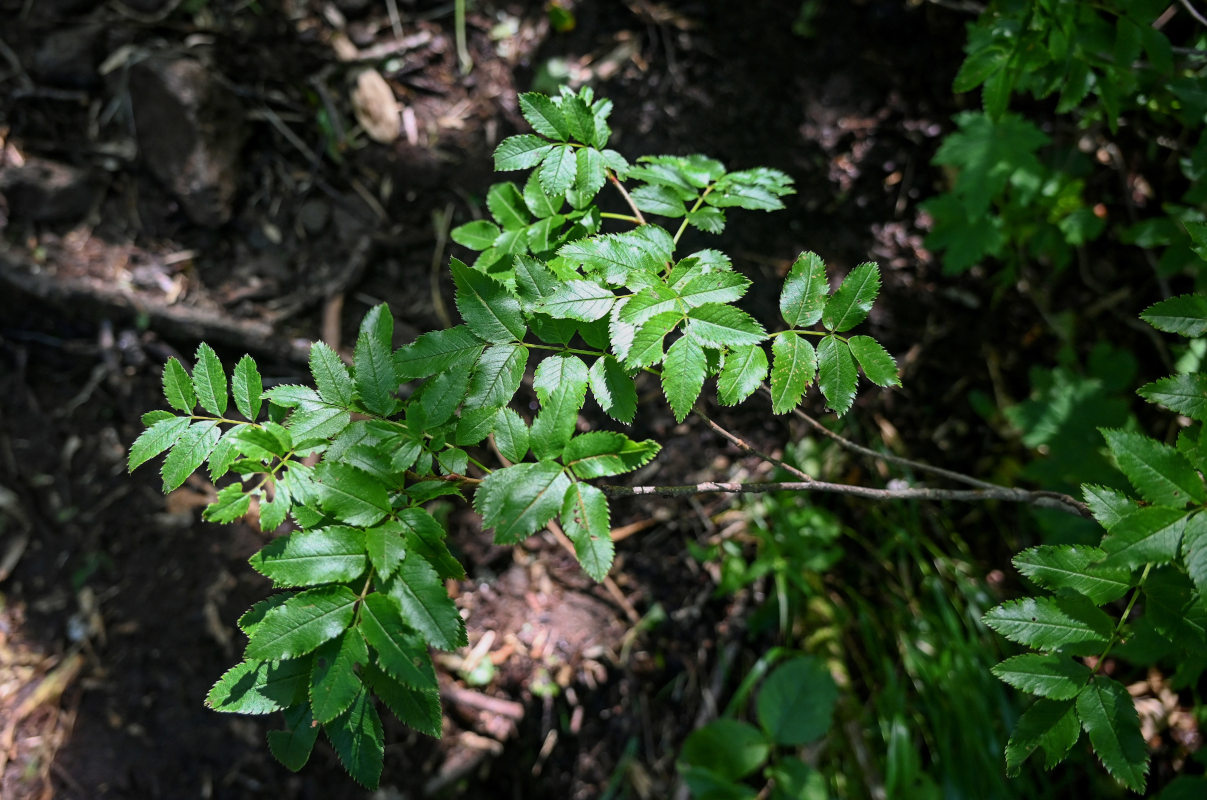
[1,1,1179,798]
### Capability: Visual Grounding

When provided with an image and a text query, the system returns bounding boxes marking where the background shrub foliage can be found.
[129,0,1207,793]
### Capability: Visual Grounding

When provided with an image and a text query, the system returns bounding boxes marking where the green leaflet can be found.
[162,357,196,413]
[1005,698,1081,775]
[310,341,354,407]
[314,462,392,527]
[822,262,880,333]
[559,226,674,287]
[531,381,587,459]
[363,664,442,738]
[662,336,707,423]
[204,483,252,523]
[779,251,829,327]
[385,554,467,650]
[540,280,615,321]
[1101,428,1205,506]
[533,354,589,404]
[1082,484,1135,531]
[454,405,498,446]
[354,305,399,417]
[619,284,679,327]
[161,420,221,491]
[1185,513,1207,594]
[245,585,359,661]
[267,703,319,772]
[1076,677,1149,793]
[452,219,501,251]
[466,343,528,408]
[625,311,681,368]
[588,356,637,423]
[1012,545,1131,605]
[1099,506,1187,569]
[1140,294,1207,337]
[680,718,770,782]
[677,270,749,308]
[418,357,474,426]
[451,258,526,343]
[575,147,607,197]
[755,656,838,746]
[494,134,553,171]
[770,333,816,414]
[494,407,530,463]
[364,521,405,580]
[487,181,530,230]
[523,173,562,219]
[717,344,768,406]
[1138,373,1207,421]
[395,507,464,581]
[983,595,1113,650]
[232,355,263,421]
[325,687,384,789]
[539,144,577,196]
[631,184,687,217]
[474,461,570,544]
[206,657,310,714]
[991,653,1092,700]
[249,527,368,588]
[562,431,660,479]
[207,429,243,481]
[310,629,369,724]
[817,335,858,415]
[560,481,613,581]
[683,303,766,349]
[848,335,900,387]
[708,167,794,211]
[394,325,484,380]
[128,416,191,472]
[519,91,569,140]
[358,592,438,690]
[192,342,228,416]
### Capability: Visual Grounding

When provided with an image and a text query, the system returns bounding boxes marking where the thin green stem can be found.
[767,328,831,339]
[673,185,715,245]
[522,341,609,359]
[601,212,643,224]
[1093,563,1153,672]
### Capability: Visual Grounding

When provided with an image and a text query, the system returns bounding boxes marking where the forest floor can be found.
[0,0,1162,798]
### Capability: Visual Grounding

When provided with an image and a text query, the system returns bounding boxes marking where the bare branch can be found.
[608,171,648,225]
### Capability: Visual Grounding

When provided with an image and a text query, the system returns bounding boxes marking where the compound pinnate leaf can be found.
[493,407,530,463]
[662,336,707,423]
[817,335,858,415]
[204,483,252,523]
[249,527,368,587]
[683,303,767,348]
[822,262,880,332]
[245,585,359,661]
[232,355,263,421]
[1012,545,1131,605]
[539,144,577,197]
[1077,677,1148,793]
[386,555,467,650]
[1102,428,1205,507]
[363,665,442,738]
[161,420,221,492]
[983,595,1113,650]
[769,333,816,414]
[1138,373,1207,421]
[314,462,392,527]
[450,259,526,344]
[359,592,437,690]
[717,344,768,406]
[354,305,399,416]
[268,703,320,772]
[310,629,369,724]
[128,416,191,472]
[991,654,1092,700]
[494,134,553,171]
[756,656,838,746]
[588,356,637,423]
[519,92,569,140]
[466,343,527,409]
[1005,698,1081,775]
[394,326,484,380]
[1100,506,1187,569]
[310,341,354,407]
[192,343,228,415]
[563,432,660,479]
[474,461,570,544]
[206,657,310,714]
[541,280,616,322]
[561,481,613,581]
[848,335,900,387]
[779,251,829,327]
[163,356,196,413]
[1141,294,1207,337]
[324,687,384,789]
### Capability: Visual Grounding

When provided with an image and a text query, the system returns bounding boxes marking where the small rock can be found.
[128,54,246,227]
[351,69,400,144]
[0,157,101,224]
